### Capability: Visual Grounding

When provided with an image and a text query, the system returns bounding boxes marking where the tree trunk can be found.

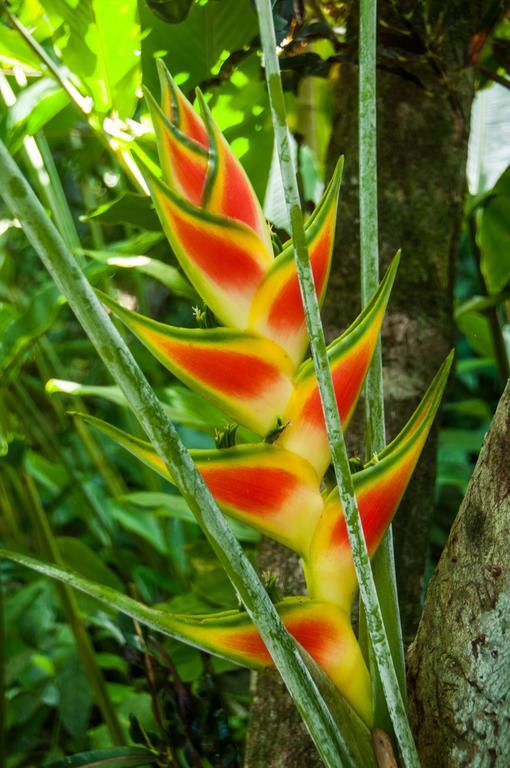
[407,380,510,766]
[245,2,504,765]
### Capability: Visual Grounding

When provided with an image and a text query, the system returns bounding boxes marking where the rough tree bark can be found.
[245,2,506,766]
[407,380,510,766]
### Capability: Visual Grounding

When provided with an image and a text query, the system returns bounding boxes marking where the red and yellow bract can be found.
[91,62,452,725]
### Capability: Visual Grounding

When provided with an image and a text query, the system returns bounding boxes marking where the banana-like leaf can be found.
[305,353,453,610]
[157,59,208,148]
[140,163,272,328]
[77,413,323,554]
[277,254,400,475]
[145,87,209,206]
[198,90,273,255]
[99,291,294,435]
[249,159,343,366]
[0,548,372,725]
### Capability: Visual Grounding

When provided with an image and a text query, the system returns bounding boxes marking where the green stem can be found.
[254,1,419,764]
[21,472,125,745]
[358,0,406,721]
[0,140,353,768]
[359,0,384,454]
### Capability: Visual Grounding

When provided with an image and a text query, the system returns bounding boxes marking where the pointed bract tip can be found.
[155,57,172,84]
[195,87,212,123]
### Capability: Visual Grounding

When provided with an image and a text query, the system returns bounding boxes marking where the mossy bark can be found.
[407,380,510,766]
[245,2,505,765]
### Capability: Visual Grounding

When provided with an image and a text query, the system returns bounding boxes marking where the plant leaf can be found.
[46,746,157,767]
[80,248,196,301]
[84,193,161,231]
[39,0,142,118]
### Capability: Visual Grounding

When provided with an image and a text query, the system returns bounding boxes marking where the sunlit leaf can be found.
[39,0,142,118]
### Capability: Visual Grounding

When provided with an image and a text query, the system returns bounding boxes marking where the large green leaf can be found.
[0,264,108,373]
[56,537,124,592]
[455,307,495,358]
[140,0,258,93]
[0,283,64,372]
[122,491,260,542]
[145,0,193,23]
[39,0,142,117]
[46,379,257,438]
[57,655,93,737]
[0,25,43,70]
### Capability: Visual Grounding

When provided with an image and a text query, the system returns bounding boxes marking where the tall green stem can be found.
[358,0,406,717]
[254,1,419,764]
[0,140,354,768]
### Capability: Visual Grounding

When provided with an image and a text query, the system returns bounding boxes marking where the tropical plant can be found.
[1,0,508,766]
[0,36,451,768]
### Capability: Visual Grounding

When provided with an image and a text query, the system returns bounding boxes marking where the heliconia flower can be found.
[249,159,343,366]
[161,597,373,725]
[98,291,294,435]
[76,413,323,554]
[305,352,453,610]
[277,253,400,476]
